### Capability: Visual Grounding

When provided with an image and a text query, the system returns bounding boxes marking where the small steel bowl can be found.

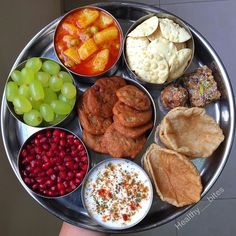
[53,6,124,84]
[123,12,195,89]
[81,158,153,230]
[17,127,90,199]
[5,57,77,128]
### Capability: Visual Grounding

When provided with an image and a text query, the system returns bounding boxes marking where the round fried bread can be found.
[82,130,107,154]
[103,124,146,158]
[116,85,151,111]
[78,93,112,135]
[113,101,152,127]
[113,116,153,138]
[86,77,126,118]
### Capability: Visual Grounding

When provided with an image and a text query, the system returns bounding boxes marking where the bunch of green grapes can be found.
[6,58,76,127]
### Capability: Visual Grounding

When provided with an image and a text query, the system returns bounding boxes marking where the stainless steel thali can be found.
[1,2,235,233]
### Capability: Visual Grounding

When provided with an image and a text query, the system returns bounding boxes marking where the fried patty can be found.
[113,116,153,138]
[103,124,146,158]
[116,85,151,111]
[78,93,112,135]
[113,101,152,127]
[82,130,107,154]
[86,77,126,118]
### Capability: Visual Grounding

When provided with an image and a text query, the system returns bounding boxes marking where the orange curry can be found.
[55,8,122,76]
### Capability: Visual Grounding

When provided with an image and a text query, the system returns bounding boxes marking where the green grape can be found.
[44,88,57,104]
[18,84,30,98]
[58,93,75,107]
[25,58,42,72]
[42,60,60,75]
[6,81,18,102]
[61,82,76,99]
[50,100,71,115]
[36,71,50,87]
[23,109,42,126]
[50,113,66,125]
[14,107,24,115]
[11,70,23,85]
[49,75,63,92]
[13,95,32,113]
[58,71,73,83]
[40,103,54,122]
[21,67,35,85]
[29,80,44,101]
[30,98,42,110]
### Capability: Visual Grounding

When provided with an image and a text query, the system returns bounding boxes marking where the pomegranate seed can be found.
[24,177,31,185]
[76,172,83,179]
[50,174,57,181]
[57,183,65,191]
[51,185,57,192]
[60,138,66,146]
[39,184,46,190]
[74,139,80,146]
[59,171,67,180]
[53,137,60,143]
[32,183,39,190]
[59,151,65,158]
[73,163,79,170]
[37,133,44,139]
[36,177,46,184]
[66,187,72,193]
[42,156,50,163]
[59,131,66,138]
[71,145,76,150]
[59,190,66,196]
[81,156,87,162]
[74,157,81,163]
[50,143,57,151]
[67,171,74,180]
[22,149,27,157]
[81,164,88,171]
[34,138,40,145]
[77,144,83,151]
[65,161,74,170]
[75,178,82,184]
[42,144,50,150]
[68,138,73,145]
[63,181,69,188]
[70,180,76,190]
[38,172,45,177]
[64,156,72,162]
[33,167,41,175]
[53,129,60,137]
[46,130,52,137]
[58,166,66,171]
[48,191,54,196]
[35,147,43,154]
[46,179,54,187]
[46,168,54,176]
[40,137,47,143]
[42,162,51,170]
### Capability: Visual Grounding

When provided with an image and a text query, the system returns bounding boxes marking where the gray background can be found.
[0,0,235,235]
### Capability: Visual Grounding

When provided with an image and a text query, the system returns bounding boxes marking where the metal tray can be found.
[1,2,235,234]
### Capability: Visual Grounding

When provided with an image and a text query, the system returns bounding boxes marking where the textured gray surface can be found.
[0,0,235,235]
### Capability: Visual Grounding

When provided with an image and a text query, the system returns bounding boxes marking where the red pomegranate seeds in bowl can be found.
[18,128,89,198]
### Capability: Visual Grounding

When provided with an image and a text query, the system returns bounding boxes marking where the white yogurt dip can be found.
[82,159,153,229]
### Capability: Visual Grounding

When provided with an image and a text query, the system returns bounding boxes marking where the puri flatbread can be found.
[147,27,162,41]
[147,37,177,64]
[143,144,202,207]
[168,48,192,81]
[126,37,149,71]
[159,107,224,158]
[160,18,191,43]
[128,16,159,37]
[135,52,169,84]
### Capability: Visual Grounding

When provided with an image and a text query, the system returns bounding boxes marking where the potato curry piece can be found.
[55,8,122,76]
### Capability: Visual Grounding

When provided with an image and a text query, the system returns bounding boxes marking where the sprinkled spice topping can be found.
[84,160,152,228]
